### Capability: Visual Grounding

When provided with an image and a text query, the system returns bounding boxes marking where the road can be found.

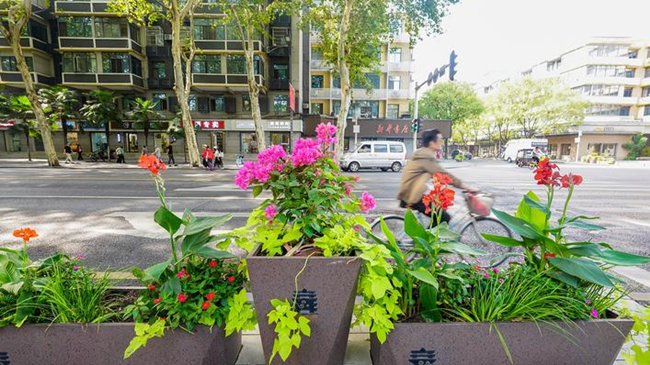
[0,159,649,291]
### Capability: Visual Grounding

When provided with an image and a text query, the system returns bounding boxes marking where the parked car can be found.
[340,141,407,172]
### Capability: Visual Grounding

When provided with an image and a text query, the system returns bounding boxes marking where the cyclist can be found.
[397,129,477,227]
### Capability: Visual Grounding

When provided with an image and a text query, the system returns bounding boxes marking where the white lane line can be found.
[621,218,650,228]
[611,266,650,289]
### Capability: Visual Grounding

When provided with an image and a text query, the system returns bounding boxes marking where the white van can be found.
[501,139,547,163]
[340,141,407,172]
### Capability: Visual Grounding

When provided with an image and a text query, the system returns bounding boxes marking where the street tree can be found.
[108,0,202,166]
[80,90,121,158]
[485,95,515,152]
[126,98,163,149]
[215,0,298,152]
[38,85,79,147]
[490,77,588,138]
[307,0,458,155]
[418,81,485,122]
[622,133,648,160]
[1,95,55,161]
[0,0,59,165]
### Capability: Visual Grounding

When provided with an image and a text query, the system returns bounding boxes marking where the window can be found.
[147,26,164,46]
[576,84,620,96]
[645,105,650,116]
[188,94,197,112]
[130,24,140,44]
[95,18,128,38]
[211,95,225,112]
[353,100,379,118]
[29,22,48,42]
[274,95,288,113]
[59,17,93,37]
[628,50,638,59]
[102,53,131,73]
[586,65,628,77]
[357,144,371,153]
[62,53,95,73]
[560,144,571,156]
[625,69,635,78]
[273,64,288,80]
[152,61,166,79]
[389,144,404,153]
[373,144,388,153]
[643,87,650,97]
[588,44,628,57]
[1,56,33,71]
[390,19,402,36]
[388,76,401,90]
[311,75,324,88]
[387,104,399,119]
[192,55,221,74]
[367,73,380,89]
[646,68,650,78]
[311,103,323,114]
[311,48,322,60]
[332,76,341,88]
[270,132,290,148]
[585,104,630,116]
[242,94,251,111]
[194,19,224,40]
[240,132,258,154]
[271,27,289,47]
[546,59,561,71]
[227,55,246,74]
[588,143,617,157]
[623,87,633,97]
[389,47,402,63]
[152,93,167,111]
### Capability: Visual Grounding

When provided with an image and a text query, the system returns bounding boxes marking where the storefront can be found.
[0,120,16,152]
[546,132,634,161]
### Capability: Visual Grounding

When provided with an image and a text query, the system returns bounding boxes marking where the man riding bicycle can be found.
[397,129,477,227]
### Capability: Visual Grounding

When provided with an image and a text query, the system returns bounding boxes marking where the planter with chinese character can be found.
[0,323,242,365]
[370,318,633,365]
[247,247,362,365]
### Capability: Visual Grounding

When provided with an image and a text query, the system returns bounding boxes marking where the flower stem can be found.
[170,233,179,267]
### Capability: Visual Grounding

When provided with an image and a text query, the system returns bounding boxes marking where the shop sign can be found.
[0,120,15,130]
[268,121,291,130]
[235,121,255,129]
[80,121,105,130]
[194,120,225,130]
[375,122,410,135]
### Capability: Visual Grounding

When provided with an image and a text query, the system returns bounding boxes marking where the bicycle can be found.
[368,192,514,268]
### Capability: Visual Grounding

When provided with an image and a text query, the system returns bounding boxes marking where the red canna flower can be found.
[153,296,162,304]
[206,293,216,301]
[227,276,235,283]
[560,173,583,188]
[148,284,156,291]
[202,301,211,310]
[433,172,453,185]
[177,293,187,303]
[12,228,38,242]
[422,176,456,214]
[138,154,167,175]
[533,158,561,187]
[209,260,217,268]
[543,253,555,259]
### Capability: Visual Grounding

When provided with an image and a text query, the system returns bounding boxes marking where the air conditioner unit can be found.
[163,34,172,41]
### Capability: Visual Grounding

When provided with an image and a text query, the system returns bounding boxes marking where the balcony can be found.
[61,72,144,89]
[58,37,143,53]
[55,0,113,14]
[309,59,329,71]
[309,88,390,100]
[586,96,639,106]
[566,76,640,88]
[386,60,412,72]
[0,36,49,52]
[586,56,644,68]
[641,77,650,87]
[194,40,263,52]
[640,96,650,105]
[386,89,412,99]
[192,73,265,91]
[146,46,171,57]
[0,71,54,86]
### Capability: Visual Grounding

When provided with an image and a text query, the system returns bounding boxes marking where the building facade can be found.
[0,1,306,160]
[477,37,650,161]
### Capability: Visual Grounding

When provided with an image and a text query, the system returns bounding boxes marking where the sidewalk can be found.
[0,158,240,170]
[555,159,650,169]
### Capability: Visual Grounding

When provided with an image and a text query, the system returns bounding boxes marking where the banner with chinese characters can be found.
[303,118,452,138]
[0,120,15,130]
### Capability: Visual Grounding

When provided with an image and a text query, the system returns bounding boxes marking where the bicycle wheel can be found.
[369,215,414,252]
[459,216,514,268]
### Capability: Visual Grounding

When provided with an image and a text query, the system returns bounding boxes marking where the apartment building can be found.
[477,37,650,161]
[306,24,415,150]
[0,0,306,159]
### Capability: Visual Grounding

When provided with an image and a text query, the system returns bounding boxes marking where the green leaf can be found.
[597,250,650,266]
[180,228,213,255]
[407,267,439,289]
[546,270,580,288]
[523,194,550,215]
[565,220,606,231]
[438,242,485,257]
[183,215,232,236]
[516,191,547,231]
[419,284,441,322]
[154,206,183,234]
[404,209,428,242]
[548,257,614,287]
[144,259,171,281]
[194,246,237,260]
[161,275,181,294]
[567,243,602,257]
[252,185,263,197]
[492,208,542,239]
[481,234,524,248]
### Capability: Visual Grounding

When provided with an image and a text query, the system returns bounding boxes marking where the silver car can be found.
[340,141,407,172]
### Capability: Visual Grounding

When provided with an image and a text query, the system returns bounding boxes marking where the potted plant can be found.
[367,160,649,364]
[0,156,245,364]
[229,123,399,364]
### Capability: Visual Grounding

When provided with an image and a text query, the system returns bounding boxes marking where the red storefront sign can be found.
[289,83,296,112]
[0,120,15,130]
[193,120,225,130]
[376,122,409,135]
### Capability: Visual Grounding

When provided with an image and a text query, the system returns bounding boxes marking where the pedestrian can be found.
[115,145,125,164]
[153,146,162,162]
[142,145,148,156]
[202,145,214,171]
[167,144,177,166]
[64,144,73,164]
[213,146,224,170]
[76,144,83,161]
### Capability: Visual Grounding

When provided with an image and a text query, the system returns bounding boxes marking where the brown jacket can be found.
[397,148,462,205]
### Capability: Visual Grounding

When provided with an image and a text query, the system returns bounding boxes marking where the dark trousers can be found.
[116,155,125,163]
[401,200,451,228]
[77,152,83,160]
[168,154,175,165]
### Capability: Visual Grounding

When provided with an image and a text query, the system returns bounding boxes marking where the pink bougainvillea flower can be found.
[235,161,255,190]
[73,266,80,271]
[590,308,598,318]
[265,205,278,223]
[482,270,490,279]
[493,268,499,274]
[290,138,322,167]
[315,122,338,145]
[359,191,376,213]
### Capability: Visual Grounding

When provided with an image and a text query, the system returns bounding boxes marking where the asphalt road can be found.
[1,159,649,290]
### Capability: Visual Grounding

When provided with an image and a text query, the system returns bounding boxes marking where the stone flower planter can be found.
[370,318,633,365]
[0,323,241,365]
[247,247,362,365]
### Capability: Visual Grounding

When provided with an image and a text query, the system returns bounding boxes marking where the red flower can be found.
[533,158,561,187]
[560,173,583,188]
[148,284,156,291]
[206,293,216,301]
[209,260,217,268]
[422,186,455,213]
[153,296,162,304]
[177,268,190,279]
[433,173,453,185]
[12,228,38,242]
[202,301,211,310]
[177,293,187,303]
[543,253,555,259]
[227,276,235,283]
[138,154,167,175]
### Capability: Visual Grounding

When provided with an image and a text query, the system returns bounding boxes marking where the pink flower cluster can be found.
[265,205,278,223]
[235,145,287,190]
[316,122,337,145]
[359,191,376,213]
[291,138,322,167]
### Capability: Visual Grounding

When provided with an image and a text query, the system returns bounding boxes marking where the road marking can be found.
[621,219,650,228]
[612,266,650,289]
[0,195,267,200]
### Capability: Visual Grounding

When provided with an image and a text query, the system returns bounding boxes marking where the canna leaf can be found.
[548,257,614,287]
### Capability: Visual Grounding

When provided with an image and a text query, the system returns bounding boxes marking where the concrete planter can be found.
[0,323,242,365]
[247,248,362,365]
[370,319,633,365]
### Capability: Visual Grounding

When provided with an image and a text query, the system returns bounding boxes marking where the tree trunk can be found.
[9,29,59,166]
[171,16,200,167]
[105,122,111,160]
[61,114,68,147]
[334,0,355,156]
[25,130,32,161]
[244,37,265,152]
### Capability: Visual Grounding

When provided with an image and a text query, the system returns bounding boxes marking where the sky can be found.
[412,0,650,92]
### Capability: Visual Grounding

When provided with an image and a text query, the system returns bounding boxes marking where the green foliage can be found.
[622,133,648,160]
[126,98,164,146]
[80,90,121,129]
[38,85,79,123]
[225,288,257,336]
[123,319,166,359]
[620,306,650,365]
[267,299,311,363]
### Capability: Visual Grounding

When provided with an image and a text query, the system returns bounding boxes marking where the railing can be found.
[309,59,329,70]
[62,72,144,87]
[194,39,263,52]
[0,36,49,52]
[386,60,412,72]
[309,88,410,100]
[586,95,639,106]
[58,37,143,53]
[192,73,264,87]
[55,0,112,13]
[0,71,55,85]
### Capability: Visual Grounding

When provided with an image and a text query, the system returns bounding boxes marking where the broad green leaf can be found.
[515,191,547,231]
[154,206,183,234]
[438,271,464,282]
[404,209,427,242]
[419,284,441,322]
[161,275,181,294]
[492,208,542,239]
[547,270,580,288]
[548,257,614,287]
[565,215,599,223]
[565,219,606,231]
[597,250,650,266]
[433,223,460,241]
[194,246,237,260]
[439,242,485,257]
[183,215,232,236]
[567,243,602,257]
[379,217,401,255]
[481,234,524,248]
[252,185,263,197]
[180,228,213,255]
[523,194,550,215]
[407,267,439,289]
[144,259,171,281]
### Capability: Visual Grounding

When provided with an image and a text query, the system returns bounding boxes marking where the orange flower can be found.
[13,228,38,242]
[433,173,453,185]
[138,154,167,175]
